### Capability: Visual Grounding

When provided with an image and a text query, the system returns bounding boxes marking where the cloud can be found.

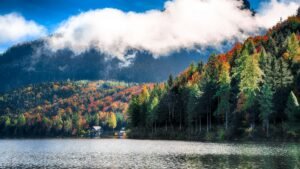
[0,13,46,44]
[47,0,300,62]
[256,0,299,28]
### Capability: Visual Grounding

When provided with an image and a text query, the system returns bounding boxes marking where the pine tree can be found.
[285,91,300,136]
[258,83,274,137]
[274,58,293,88]
[265,36,278,57]
[146,94,159,132]
[187,84,203,132]
[197,61,204,73]
[128,96,140,128]
[215,62,231,130]
[168,74,174,88]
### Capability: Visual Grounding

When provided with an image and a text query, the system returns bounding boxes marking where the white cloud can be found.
[47,0,300,61]
[0,13,46,44]
[256,0,299,28]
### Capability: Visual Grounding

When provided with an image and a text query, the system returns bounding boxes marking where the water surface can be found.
[0,139,299,168]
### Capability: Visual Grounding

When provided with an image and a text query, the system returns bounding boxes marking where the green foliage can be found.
[127,16,300,140]
[258,83,274,137]
[285,91,300,136]
[17,114,26,127]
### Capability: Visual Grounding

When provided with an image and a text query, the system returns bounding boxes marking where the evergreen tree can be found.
[200,54,218,132]
[187,84,203,132]
[146,93,159,131]
[285,91,300,136]
[168,74,174,88]
[197,61,204,73]
[215,62,231,130]
[273,58,294,118]
[128,96,140,128]
[258,83,274,137]
[265,36,278,57]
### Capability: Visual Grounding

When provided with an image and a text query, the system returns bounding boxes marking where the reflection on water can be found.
[0,139,299,169]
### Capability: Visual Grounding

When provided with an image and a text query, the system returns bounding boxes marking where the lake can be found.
[0,139,299,169]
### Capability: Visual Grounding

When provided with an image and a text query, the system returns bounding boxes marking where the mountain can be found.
[0,80,153,137]
[0,39,224,92]
[0,0,253,92]
[128,14,300,140]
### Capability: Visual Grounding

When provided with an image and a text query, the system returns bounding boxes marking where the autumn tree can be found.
[285,33,299,62]
[108,112,117,131]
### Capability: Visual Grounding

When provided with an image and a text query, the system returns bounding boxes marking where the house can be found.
[91,126,102,137]
[118,127,126,138]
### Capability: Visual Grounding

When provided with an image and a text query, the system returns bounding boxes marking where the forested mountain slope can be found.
[128,13,300,140]
[0,80,152,137]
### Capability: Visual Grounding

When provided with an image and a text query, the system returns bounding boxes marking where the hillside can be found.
[128,14,300,140]
[0,40,219,92]
[0,80,152,137]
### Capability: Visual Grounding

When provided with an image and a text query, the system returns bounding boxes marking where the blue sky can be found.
[0,0,298,54]
[0,0,167,31]
[0,0,263,31]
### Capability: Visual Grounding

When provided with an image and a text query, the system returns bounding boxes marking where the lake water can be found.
[0,139,299,169]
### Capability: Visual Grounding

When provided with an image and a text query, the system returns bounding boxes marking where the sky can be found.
[0,0,299,56]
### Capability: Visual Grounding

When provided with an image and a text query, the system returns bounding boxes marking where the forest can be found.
[127,14,300,141]
[0,80,151,137]
[0,10,300,141]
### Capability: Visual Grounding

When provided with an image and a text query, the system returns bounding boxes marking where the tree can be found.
[200,54,218,132]
[265,36,278,57]
[234,42,263,131]
[285,33,299,61]
[273,58,293,88]
[108,112,117,131]
[297,7,300,17]
[197,61,204,73]
[215,62,231,130]
[128,96,140,128]
[63,118,72,135]
[17,114,26,127]
[285,91,300,136]
[258,83,274,137]
[239,51,263,109]
[91,114,99,126]
[146,95,159,132]
[53,115,63,134]
[4,116,10,128]
[187,84,203,133]
[273,58,294,119]
[168,74,174,88]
